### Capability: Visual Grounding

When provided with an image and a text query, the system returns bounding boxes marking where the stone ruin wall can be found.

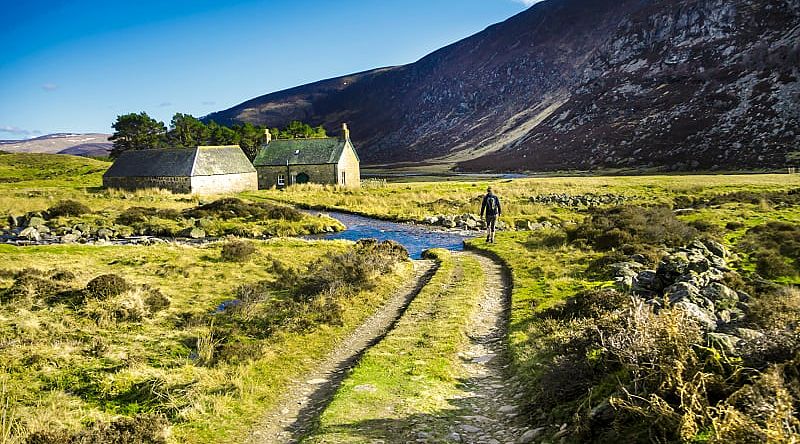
[103,176,192,194]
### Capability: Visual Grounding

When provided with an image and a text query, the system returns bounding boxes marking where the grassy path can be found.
[247,260,438,443]
[302,251,531,443]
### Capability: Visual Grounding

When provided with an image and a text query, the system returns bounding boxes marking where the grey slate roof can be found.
[253,138,354,166]
[104,146,255,178]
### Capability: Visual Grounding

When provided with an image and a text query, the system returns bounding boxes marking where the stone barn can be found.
[253,123,360,189]
[103,145,258,194]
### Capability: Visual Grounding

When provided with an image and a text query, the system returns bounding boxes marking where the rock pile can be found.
[612,239,759,352]
[528,193,630,207]
[422,213,501,231]
[2,211,209,246]
[421,213,559,232]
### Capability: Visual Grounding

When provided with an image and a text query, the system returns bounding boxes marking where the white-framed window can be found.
[341,171,346,185]
[277,174,285,186]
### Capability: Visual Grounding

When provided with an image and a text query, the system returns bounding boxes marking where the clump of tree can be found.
[108,112,327,159]
[269,120,327,140]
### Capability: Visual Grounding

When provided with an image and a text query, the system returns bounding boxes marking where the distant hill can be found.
[0,133,112,157]
[206,0,800,172]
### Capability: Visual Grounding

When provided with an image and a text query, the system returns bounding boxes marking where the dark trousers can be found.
[485,215,497,240]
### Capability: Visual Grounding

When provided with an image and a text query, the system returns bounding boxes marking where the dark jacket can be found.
[480,193,501,218]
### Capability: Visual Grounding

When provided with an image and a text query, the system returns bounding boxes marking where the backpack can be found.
[486,195,498,214]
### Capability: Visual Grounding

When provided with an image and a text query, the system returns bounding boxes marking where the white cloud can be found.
[41,83,58,91]
[158,102,172,107]
[0,126,40,137]
[515,0,544,6]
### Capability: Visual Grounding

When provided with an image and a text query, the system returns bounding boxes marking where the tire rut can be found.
[247,260,438,444]
[442,251,528,443]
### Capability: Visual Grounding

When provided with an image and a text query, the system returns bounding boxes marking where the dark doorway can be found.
[296,172,310,184]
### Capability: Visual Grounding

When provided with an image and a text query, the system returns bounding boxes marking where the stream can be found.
[306,211,474,259]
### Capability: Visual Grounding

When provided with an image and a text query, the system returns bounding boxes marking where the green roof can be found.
[253,138,355,166]
[104,146,254,178]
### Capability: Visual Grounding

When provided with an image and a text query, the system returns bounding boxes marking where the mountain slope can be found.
[206,0,800,171]
[0,133,112,157]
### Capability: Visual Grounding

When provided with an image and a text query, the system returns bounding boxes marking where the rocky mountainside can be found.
[0,133,111,157]
[206,0,800,172]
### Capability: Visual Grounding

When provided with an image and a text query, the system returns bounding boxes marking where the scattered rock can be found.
[518,427,546,443]
[19,227,40,241]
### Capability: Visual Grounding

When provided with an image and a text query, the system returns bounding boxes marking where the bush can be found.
[84,274,130,300]
[294,239,408,299]
[220,239,257,262]
[143,287,170,313]
[568,206,697,252]
[740,222,800,278]
[115,207,181,226]
[26,413,168,444]
[183,198,302,221]
[749,286,800,330]
[2,274,63,303]
[46,199,91,218]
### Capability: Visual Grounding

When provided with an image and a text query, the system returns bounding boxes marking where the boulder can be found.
[62,233,80,243]
[704,240,729,258]
[7,214,20,228]
[37,225,51,234]
[26,216,46,228]
[734,327,765,341]
[19,227,40,241]
[423,215,439,225]
[708,332,741,355]
[702,282,739,310]
[674,300,717,330]
[632,270,658,293]
[665,281,702,304]
[514,219,530,230]
[181,227,206,239]
[464,219,478,229]
[97,228,114,240]
[656,252,690,285]
[197,217,214,228]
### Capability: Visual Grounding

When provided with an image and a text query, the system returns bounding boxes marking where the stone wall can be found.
[191,172,258,194]
[336,142,361,188]
[103,176,192,194]
[256,164,337,189]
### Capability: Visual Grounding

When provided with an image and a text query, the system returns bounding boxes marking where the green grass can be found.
[0,239,412,443]
[247,174,800,226]
[304,250,486,443]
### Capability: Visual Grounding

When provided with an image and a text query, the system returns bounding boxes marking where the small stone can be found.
[306,378,327,385]
[498,405,516,414]
[446,432,462,442]
[353,384,377,393]
[460,424,481,433]
[518,427,546,443]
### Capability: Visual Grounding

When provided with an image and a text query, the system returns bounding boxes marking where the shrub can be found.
[568,206,697,252]
[143,287,170,313]
[749,286,800,330]
[46,199,91,218]
[556,288,629,320]
[740,222,800,278]
[220,239,257,262]
[115,207,180,225]
[725,221,745,230]
[294,239,408,299]
[84,274,130,300]
[183,198,302,221]
[2,274,63,303]
[26,413,168,444]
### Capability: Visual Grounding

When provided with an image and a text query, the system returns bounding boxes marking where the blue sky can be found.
[0,0,533,139]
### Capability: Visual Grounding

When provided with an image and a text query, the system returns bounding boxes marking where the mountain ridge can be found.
[206,0,800,172]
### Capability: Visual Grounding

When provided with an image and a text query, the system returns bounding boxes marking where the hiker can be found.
[480,186,501,243]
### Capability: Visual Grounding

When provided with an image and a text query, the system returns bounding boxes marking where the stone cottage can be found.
[103,145,258,194]
[253,123,360,189]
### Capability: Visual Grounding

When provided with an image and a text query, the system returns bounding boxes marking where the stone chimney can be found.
[264,129,272,144]
[342,122,350,140]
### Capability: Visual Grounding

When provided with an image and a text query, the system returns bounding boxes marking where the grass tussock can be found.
[220,239,256,262]
[739,221,800,279]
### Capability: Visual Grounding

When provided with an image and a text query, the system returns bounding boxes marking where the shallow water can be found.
[306,211,474,259]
